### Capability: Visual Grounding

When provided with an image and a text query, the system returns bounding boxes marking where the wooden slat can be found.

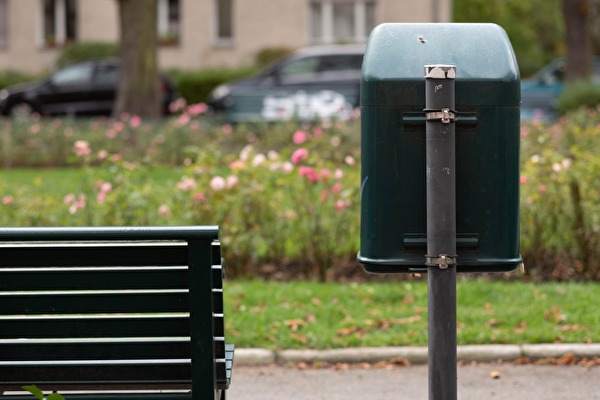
[0,315,190,339]
[0,290,189,314]
[0,338,190,361]
[0,266,188,291]
[0,244,187,267]
[0,362,191,388]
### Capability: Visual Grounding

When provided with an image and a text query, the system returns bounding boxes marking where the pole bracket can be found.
[425,254,457,269]
[425,108,456,124]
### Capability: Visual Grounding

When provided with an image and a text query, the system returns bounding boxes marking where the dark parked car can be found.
[0,58,177,117]
[208,45,364,123]
[521,57,600,120]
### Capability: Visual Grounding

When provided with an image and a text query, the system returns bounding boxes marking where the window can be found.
[0,0,7,50]
[51,63,93,86]
[40,0,77,47]
[215,0,233,44]
[310,0,376,43]
[158,0,180,45]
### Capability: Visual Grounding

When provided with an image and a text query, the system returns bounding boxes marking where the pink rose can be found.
[291,148,309,164]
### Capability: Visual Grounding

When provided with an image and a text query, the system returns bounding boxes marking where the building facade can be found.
[0,0,452,73]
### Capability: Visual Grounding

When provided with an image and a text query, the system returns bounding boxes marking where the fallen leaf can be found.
[285,319,305,332]
[291,333,308,344]
[490,370,501,379]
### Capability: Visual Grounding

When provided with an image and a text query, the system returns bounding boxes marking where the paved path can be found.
[227,363,600,400]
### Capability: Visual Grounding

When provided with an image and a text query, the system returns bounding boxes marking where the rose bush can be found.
[0,107,360,280]
[2,105,600,280]
[520,107,600,280]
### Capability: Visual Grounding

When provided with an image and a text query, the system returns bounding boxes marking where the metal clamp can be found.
[425,254,457,269]
[425,108,455,124]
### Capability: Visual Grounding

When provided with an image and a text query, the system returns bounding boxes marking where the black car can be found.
[0,58,177,117]
[208,45,364,122]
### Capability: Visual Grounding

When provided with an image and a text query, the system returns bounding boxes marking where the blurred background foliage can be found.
[453,0,565,77]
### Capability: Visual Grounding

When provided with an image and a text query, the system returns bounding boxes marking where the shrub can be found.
[56,42,119,67]
[0,113,361,281]
[557,80,600,115]
[168,67,257,104]
[520,107,600,280]
[0,70,38,89]
[255,47,293,67]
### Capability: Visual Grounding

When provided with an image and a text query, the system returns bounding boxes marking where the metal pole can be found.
[424,64,457,400]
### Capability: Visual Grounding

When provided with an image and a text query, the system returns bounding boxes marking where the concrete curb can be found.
[233,344,600,366]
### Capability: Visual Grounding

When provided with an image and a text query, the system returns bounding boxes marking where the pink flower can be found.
[130,115,142,128]
[73,140,91,157]
[64,193,75,204]
[187,103,208,116]
[336,199,352,212]
[66,194,86,214]
[210,176,226,191]
[291,148,309,164]
[2,196,14,205]
[299,166,319,182]
[312,126,324,137]
[229,160,246,170]
[101,182,112,192]
[96,191,107,203]
[169,98,187,113]
[193,193,206,202]
[319,168,331,179]
[282,162,293,173]
[176,177,197,191]
[226,175,239,189]
[221,124,233,135]
[252,154,267,167]
[97,150,108,161]
[113,121,125,132]
[293,130,309,144]
[158,204,171,217]
[520,176,528,184]
[177,113,191,127]
[29,124,41,134]
[332,183,343,194]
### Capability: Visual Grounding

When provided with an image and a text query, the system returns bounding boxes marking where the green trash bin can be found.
[358,23,522,273]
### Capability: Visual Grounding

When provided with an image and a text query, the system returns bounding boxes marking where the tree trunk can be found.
[562,0,592,82]
[114,0,161,118]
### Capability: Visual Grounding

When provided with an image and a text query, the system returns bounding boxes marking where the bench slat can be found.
[0,339,191,361]
[0,267,188,291]
[0,315,191,339]
[0,338,228,363]
[0,244,188,267]
[0,291,189,314]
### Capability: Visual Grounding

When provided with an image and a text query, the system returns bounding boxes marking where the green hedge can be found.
[168,67,257,104]
[56,42,119,67]
[0,70,38,90]
[558,80,600,115]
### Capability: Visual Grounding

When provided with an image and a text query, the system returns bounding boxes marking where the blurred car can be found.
[521,57,600,121]
[208,45,364,123]
[0,58,177,117]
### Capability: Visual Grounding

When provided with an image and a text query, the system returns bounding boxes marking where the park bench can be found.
[0,226,233,400]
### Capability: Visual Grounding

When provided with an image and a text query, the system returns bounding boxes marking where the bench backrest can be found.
[0,226,231,400]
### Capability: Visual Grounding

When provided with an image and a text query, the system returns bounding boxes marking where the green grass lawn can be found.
[224,279,600,349]
[0,167,182,195]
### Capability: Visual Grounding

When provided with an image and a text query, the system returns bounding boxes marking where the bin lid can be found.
[361,23,520,107]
